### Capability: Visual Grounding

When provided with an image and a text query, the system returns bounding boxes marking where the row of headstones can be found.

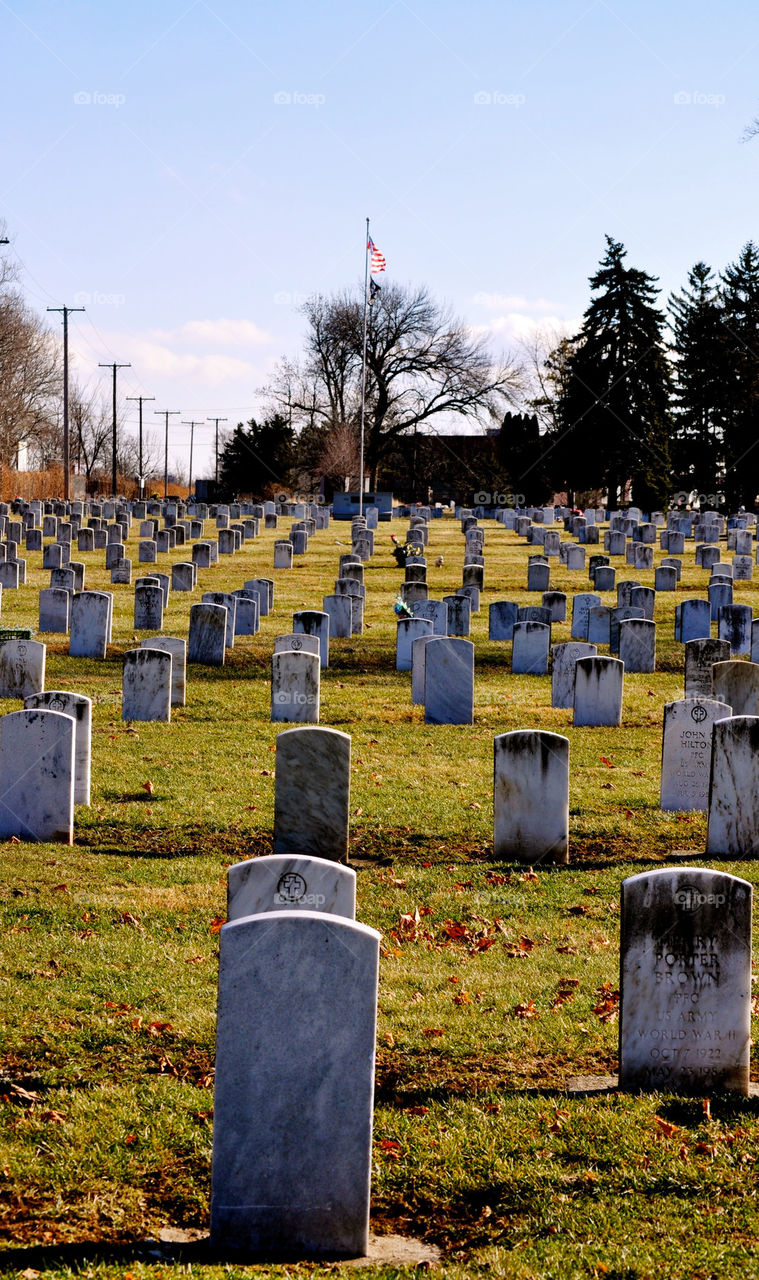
[209,859,752,1258]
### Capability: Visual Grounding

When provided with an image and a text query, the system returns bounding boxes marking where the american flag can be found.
[368,236,386,274]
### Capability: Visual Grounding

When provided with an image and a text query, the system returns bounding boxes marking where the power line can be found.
[208,417,228,485]
[48,305,86,501]
[99,362,131,495]
[155,409,180,499]
[126,395,155,497]
[182,421,204,495]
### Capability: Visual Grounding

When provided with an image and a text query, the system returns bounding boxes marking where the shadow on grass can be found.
[0,1239,210,1272]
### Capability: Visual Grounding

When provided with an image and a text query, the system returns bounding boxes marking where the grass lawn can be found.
[1,513,758,1280]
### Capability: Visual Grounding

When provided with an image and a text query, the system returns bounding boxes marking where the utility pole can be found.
[126,394,155,498]
[48,304,85,501]
[207,417,228,488]
[182,421,203,495]
[99,362,131,496]
[155,409,180,499]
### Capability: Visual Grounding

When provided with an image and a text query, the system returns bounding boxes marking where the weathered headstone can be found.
[573,656,624,727]
[571,593,601,640]
[202,592,237,647]
[489,601,518,641]
[442,594,471,638]
[512,621,550,675]
[70,591,111,659]
[122,648,172,722]
[684,637,730,698]
[0,639,45,699]
[24,690,92,805]
[551,641,597,709]
[718,603,752,656]
[619,618,656,673]
[493,730,570,863]
[38,587,70,634]
[227,854,356,921]
[271,651,320,723]
[619,868,751,1094]
[293,610,330,668]
[0,709,74,842]
[322,594,352,639]
[274,726,350,861]
[141,636,186,707]
[712,660,759,716]
[396,616,433,670]
[209,911,379,1258]
[134,584,164,631]
[424,637,474,725]
[660,697,729,811]
[188,603,226,665]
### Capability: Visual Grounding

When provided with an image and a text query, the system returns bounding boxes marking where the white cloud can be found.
[147,317,272,347]
[471,291,565,313]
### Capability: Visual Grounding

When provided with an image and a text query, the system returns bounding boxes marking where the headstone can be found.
[677,599,711,644]
[293,610,330,668]
[619,618,656,673]
[141,636,186,706]
[587,605,612,646]
[139,540,157,563]
[619,868,751,1094]
[684,638,730,698]
[571,593,601,640]
[122,648,172,722]
[24,690,92,805]
[134,584,164,631]
[660,697,729,811]
[707,716,759,855]
[512,621,550,675]
[0,562,19,590]
[573,656,624,727]
[396,616,433,671]
[209,911,379,1258]
[274,726,351,861]
[489,601,518,641]
[172,562,195,592]
[411,599,448,636]
[718,603,752,656]
[424,637,474,725]
[38,587,70,634]
[551,642,597,709]
[227,854,356,921]
[442,595,471,637]
[709,581,733,621]
[271,651,320,724]
[274,540,294,569]
[70,591,112,659]
[0,709,74,842]
[111,559,132,585]
[188,603,226,666]
[202,592,237,648]
[493,730,570,864]
[712,660,759,716]
[0,639,45,699]
[593,565,616,592]
[527,562,549,592]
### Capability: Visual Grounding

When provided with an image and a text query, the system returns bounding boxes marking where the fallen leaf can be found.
[655,1116,679,1139]
[40,1109,67,1124]
[513,1000,539,1019]
[702,1098,712,1120]
[423,1027,445,1037]
[142,780,155,796]
[209,917,225,934]
[383,1032,395,1047]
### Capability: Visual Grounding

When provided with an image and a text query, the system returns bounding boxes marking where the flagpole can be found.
[358,215,370,517]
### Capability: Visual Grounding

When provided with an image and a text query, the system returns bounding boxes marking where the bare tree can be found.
[317,421,360,491]
[265,282,522,486]
[69,382,111,479]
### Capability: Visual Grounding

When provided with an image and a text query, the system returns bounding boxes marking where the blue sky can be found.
[2,0,759,478]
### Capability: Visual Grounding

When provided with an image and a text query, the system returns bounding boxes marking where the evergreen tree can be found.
[668,263,727,503]
[218,413,294,498]
[554,236,672,509]
[720,242,759,507]
[498,411,553,503]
